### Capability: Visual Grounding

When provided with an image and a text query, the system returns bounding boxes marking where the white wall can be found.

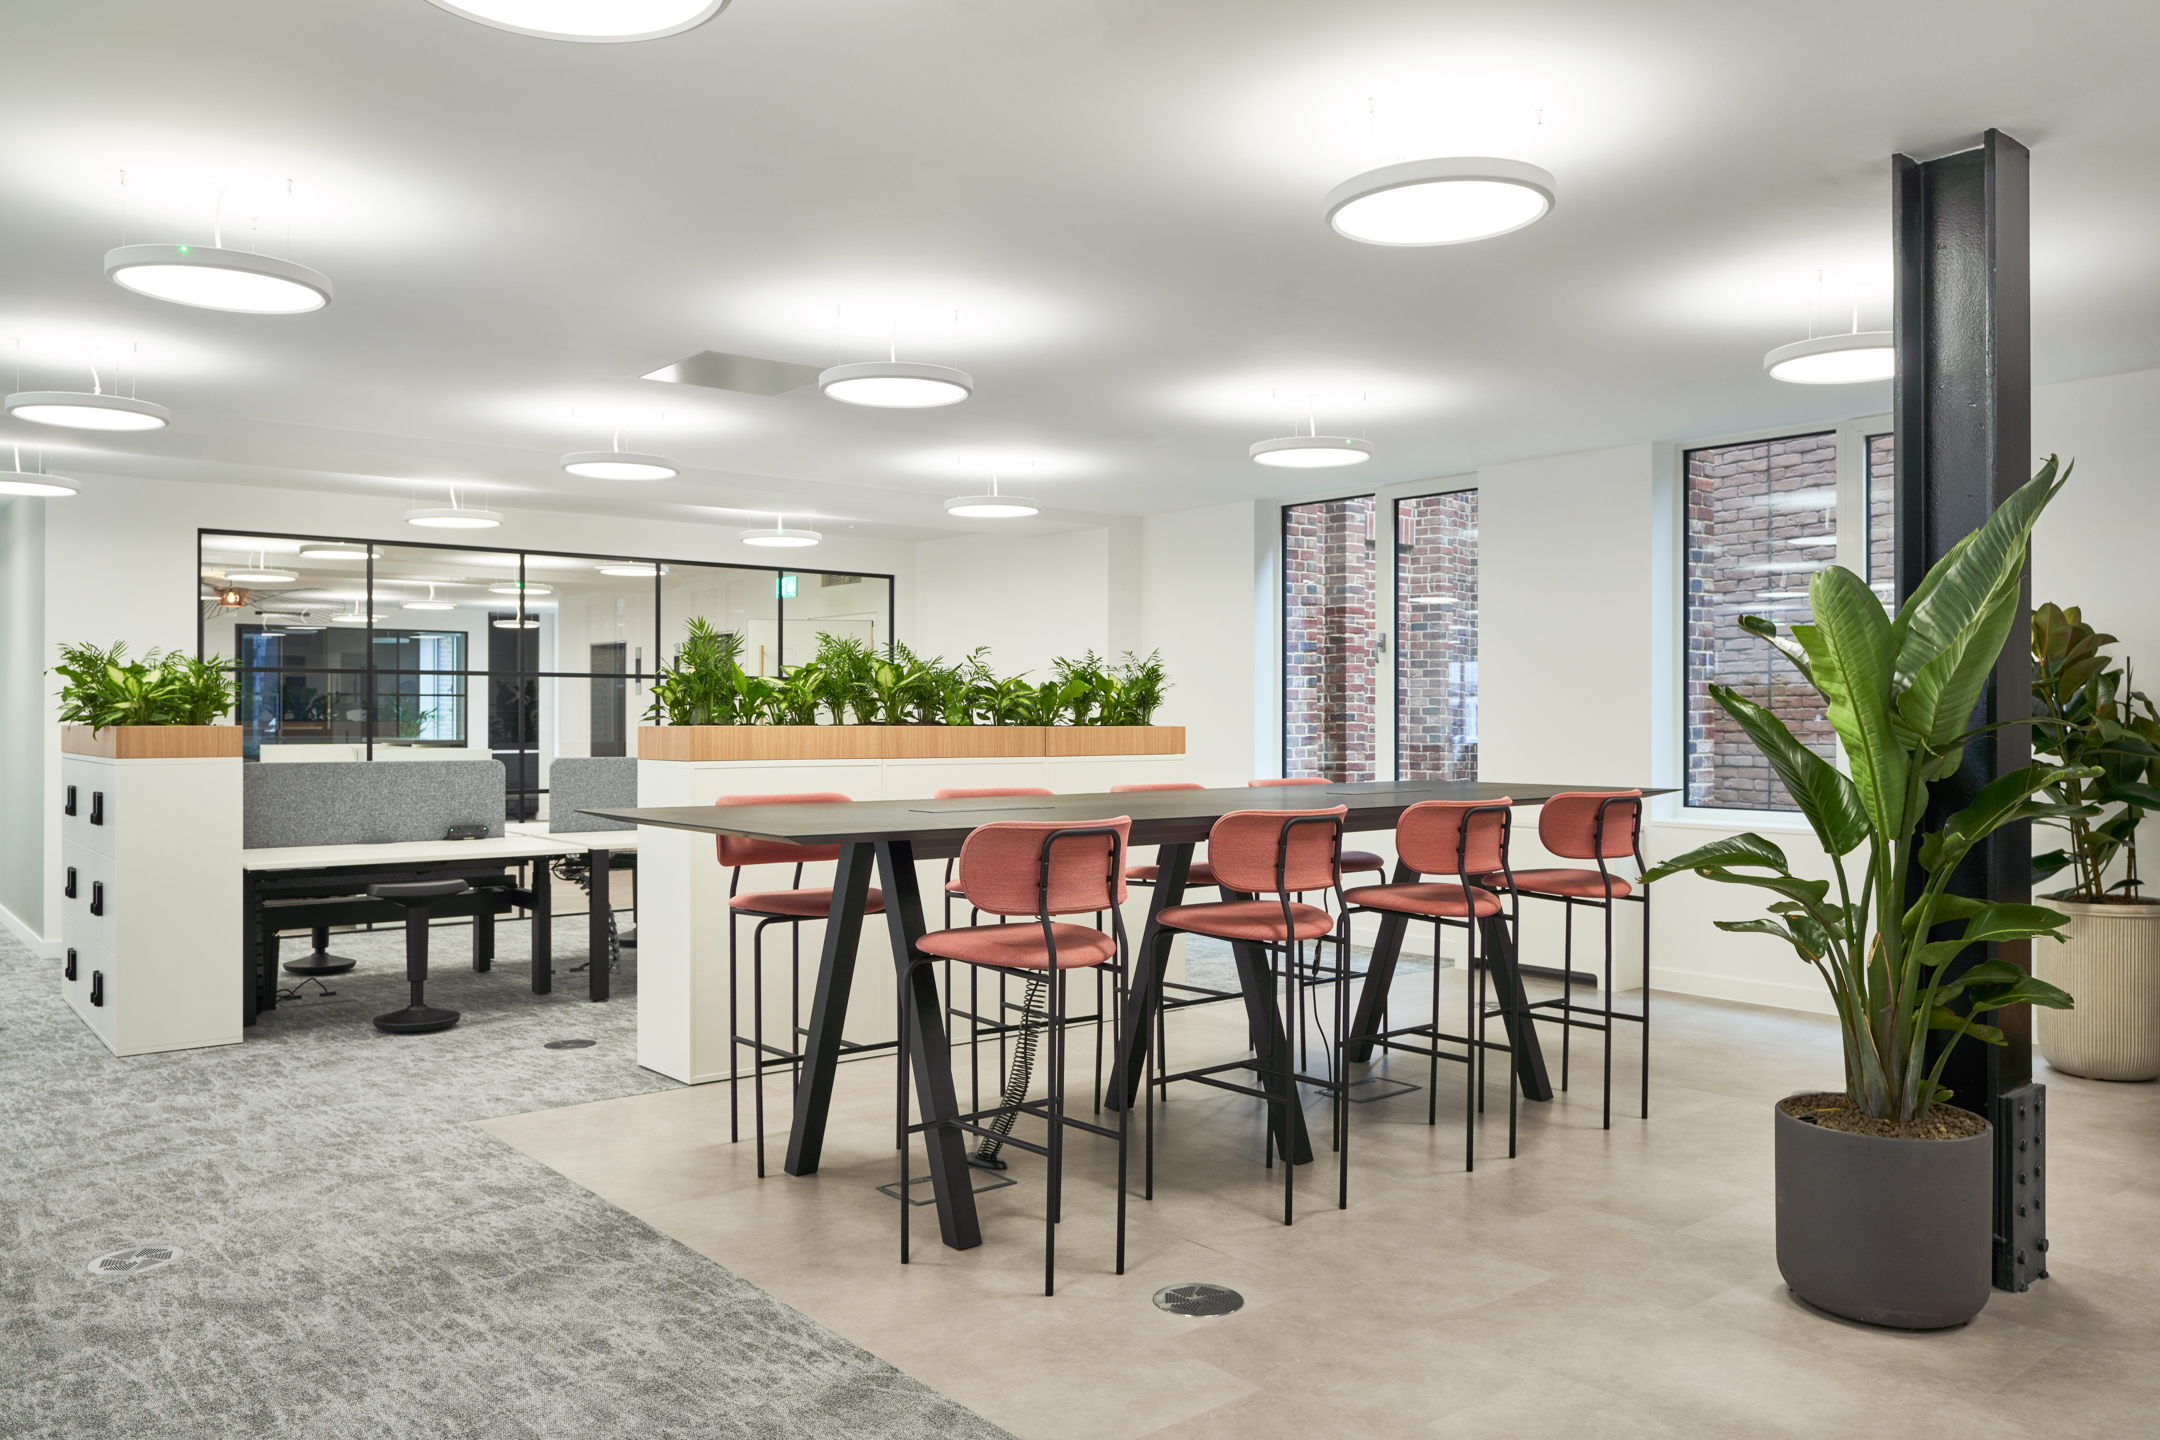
[914,528,1112,678]
[1139,501,1262,788]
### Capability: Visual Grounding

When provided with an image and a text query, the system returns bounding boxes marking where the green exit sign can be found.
[775,575,797,599]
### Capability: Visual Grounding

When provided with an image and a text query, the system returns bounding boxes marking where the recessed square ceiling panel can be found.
[640,350,823,395]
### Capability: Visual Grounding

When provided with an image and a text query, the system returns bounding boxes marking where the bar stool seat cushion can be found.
[1344,881,1501,918]
[1339,850,1388,874]
[730,887,886,918]
[1487,868,1633,899]
[916,921,1116,969]
[1158,899,1335,942]
[1126,861,1218,887]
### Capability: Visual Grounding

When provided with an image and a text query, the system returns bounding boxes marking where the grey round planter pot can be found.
[1774,1099,1993,1329]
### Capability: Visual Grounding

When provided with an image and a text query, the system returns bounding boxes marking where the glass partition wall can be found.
[199,531,893,819]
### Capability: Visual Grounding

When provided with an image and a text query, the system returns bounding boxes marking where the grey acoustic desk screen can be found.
[244,760,507,848]
[547,757,637,833]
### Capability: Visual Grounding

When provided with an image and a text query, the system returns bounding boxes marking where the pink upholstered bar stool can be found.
[1144,805,1352,1223]
[717,793,887,1177]
[929,786,1078,1117]
[1341,799,1520,1170]
[901,817,1134,1294]
[1247,779,1389,881]
[1109,781,1239,1094]
[1112,782,1221,890]
[1479,791,1648,1129]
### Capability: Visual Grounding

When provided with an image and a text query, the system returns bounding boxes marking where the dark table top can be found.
[585,780,1664,859]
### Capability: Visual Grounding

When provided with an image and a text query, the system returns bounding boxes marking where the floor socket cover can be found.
[1154,1283,1243,1316]
[544,1039,597,1050]
[88,1245,184,1277]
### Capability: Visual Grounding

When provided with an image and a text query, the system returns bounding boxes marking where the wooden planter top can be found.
[636,724,1184,762]
[62,725,245,759]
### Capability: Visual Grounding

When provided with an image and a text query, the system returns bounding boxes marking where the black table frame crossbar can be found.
[587,779,1663,1251]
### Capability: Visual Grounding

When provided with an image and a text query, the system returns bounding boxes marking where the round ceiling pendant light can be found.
[597,562,667,577]
[405,506,502,529]
[944,473,1039,518]
[105,244,332,314]
[492,616,541,629]
[5,390,169,431]
[298,543,378,559]
[561,449,678,480]
[818,361,972,409]
[425,0,729,43]
[226,565,297,583]
[741,514,822,548]
[1250,434,1373,469]
[488,581,551,595]
[213,586,248,608]
[0,447,79,496]
[330,608,386,624]
[1324,157,1557,247]
[254,611,310,623]
[402,583,455,611]
[1764,330,1895,384]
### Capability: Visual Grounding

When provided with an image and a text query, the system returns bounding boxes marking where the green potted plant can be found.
[2028,603,2160,1080]
[53,641,241,757]
[1645,458,2077,1329]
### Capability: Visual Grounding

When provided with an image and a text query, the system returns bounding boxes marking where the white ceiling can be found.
[5,1,2157,541]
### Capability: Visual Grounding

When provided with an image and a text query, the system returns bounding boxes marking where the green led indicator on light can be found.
[177,245,190,253]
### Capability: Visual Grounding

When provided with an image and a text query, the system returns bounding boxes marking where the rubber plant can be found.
[2029,603,2160,900]
[1645,458,2078,1125]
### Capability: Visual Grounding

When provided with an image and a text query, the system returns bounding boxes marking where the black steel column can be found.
[1892,129,2044,1292]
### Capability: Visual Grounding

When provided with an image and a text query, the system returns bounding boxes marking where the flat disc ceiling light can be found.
[741,514,821,548]
[1764,331,1896,384]
[226,564,297,584]
[944,474,1039,518]
[105,244,331,314]
[406,486,501,528]
[1324,157,1557,246]
[1250,435,1372,469]
[488,581,551,595]
[0,448,79,496]
[818,361,972,409]
[425,0,730,42]
[562,425,677,480]
[298,543,378,559]
[5,391,169,431]
[597,562,667,577]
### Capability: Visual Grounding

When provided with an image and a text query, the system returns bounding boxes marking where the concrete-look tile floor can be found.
[481,973,2160,1440]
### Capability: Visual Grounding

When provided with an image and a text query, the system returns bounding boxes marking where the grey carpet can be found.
[0,919,1010,1440]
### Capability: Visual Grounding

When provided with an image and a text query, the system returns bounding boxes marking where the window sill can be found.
[1650,809,1818,836]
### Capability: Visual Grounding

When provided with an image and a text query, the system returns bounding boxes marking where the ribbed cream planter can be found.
[2036,899,2160,1082]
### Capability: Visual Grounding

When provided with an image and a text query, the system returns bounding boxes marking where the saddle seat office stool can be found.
[282,925,358,977]
[901,817,1134,1295]
[368,879,472,1035]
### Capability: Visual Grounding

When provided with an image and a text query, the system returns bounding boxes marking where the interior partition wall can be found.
[1280,482,1480,783]
[198,530,894,819]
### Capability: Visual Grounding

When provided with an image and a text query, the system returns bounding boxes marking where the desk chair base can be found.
[373,1004,461,1035]
[282,926,358,976]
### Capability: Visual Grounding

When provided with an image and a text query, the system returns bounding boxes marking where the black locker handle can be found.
[65,867,77,899]
[90,791,104,826]
[90,882,105,917]
[90,971,104,1007]
[65,948,78,982]
[65,785,77,816]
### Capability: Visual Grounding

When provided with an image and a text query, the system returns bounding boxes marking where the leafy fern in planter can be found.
[53,642,236,731]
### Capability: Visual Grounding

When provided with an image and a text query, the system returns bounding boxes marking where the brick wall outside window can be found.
[1867,431,1896,612]
[1283,496,1377,781]
[1396,489,1478,782]
[1684,433,1838,811]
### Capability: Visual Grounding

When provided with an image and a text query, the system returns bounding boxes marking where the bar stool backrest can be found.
[1396,799,1513,878]
[934,786,1053,800]
[1537,791,1644,862]
[1109,782,1203,792]
[1206,806,1346,895]
[1248,777,1330,787]
[713,792,853,867]
[955,818,1131,917]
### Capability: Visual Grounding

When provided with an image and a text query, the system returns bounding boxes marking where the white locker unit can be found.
[58,748,243,1056]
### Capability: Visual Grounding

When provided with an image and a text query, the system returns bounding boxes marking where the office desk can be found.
[242,835,590,1023]
[590,779,1653,1253]
[507,824,639,1002]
